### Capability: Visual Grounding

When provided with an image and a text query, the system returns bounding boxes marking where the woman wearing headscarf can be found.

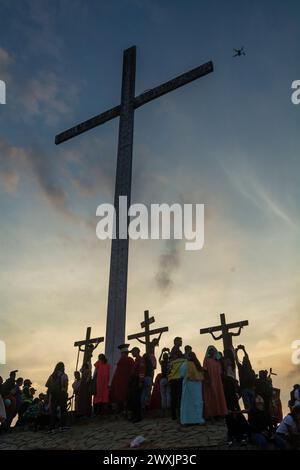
[203,346,228,421]
[180,351,205,425]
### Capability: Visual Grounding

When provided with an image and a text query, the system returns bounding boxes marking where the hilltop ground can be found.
[0,416,262,450]
[0,414,254,451]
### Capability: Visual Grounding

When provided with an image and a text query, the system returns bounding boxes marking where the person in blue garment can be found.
[179,351,205,425]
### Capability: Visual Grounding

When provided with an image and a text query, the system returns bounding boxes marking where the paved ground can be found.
[0,415,239,450]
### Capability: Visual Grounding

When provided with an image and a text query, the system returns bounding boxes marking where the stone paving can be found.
[0,415,232,450]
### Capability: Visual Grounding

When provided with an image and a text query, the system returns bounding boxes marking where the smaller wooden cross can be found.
[128,310,168,354]
[200,313,249,352]
[74,327,104,370]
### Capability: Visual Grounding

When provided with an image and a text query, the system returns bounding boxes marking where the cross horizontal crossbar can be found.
[134,61,213,109]
[128,326,169,341]
[200,320,248,335]
[74,336,104,347]
[55,106,120,145]
[55,61,213,145]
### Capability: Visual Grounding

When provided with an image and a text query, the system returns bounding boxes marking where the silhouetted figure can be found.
[184,345,193,358]
[93,354,110,415]
[77,362,92,418]
[168,337,185,420]
[16,379,34,426]
[72,371,81,414]
[159,349,171,411]
[203,346,228,421]
[255,370,273,414]
[270,387,283,429]
[290,384,300,407]
[223,349,240,412]
[248,395,273,449]
[45,362,69,432]
[141,353,154,411]
[274,405,300,449]
[110,344,134,413]
[2,370,17,397]
[235,345,256,411]
[128,347,145,423]
[180,351,205,425]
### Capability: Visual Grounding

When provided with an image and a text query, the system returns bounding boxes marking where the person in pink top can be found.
[93,354,111,415]
[203,346,228,421]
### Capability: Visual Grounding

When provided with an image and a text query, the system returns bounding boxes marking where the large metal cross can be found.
[56,46,213,369]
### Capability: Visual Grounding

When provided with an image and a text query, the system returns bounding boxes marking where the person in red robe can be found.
[93,354,111,415]
[150,373,162,410]
[110,344,134,413]
[203,345,228,420]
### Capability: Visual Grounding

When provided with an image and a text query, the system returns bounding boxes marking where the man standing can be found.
[168,337,185,420]
[128,347,145,423]
[110,344,134,413]
[235,345,256,411]
[255,370,273,414]
[46,362,69,432]
[2,370,17,396]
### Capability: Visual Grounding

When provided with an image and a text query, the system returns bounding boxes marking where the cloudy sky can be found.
[0,0,299,408]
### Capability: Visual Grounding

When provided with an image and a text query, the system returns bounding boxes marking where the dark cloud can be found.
[27,145,74,218]
[0,135,117,220]
[155,240,180,294]
[0,137,73,216]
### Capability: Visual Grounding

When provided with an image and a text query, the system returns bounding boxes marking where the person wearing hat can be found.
[110,344,134,413]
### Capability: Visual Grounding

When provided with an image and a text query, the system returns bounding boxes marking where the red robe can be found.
[203,357,228,418]
[110,355,134,404]
[93,361,111,404]
[150,373,162,410]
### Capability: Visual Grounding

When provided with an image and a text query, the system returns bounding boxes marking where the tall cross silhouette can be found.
[74,326,104,370]
[200,313,249,352]
[128,310,168,354]
[56,46,214,368]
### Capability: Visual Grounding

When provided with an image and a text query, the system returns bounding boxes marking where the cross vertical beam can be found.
[83,326,91,365]
[105,46,136,368]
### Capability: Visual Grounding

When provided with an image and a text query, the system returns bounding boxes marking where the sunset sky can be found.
[0,0,299,409]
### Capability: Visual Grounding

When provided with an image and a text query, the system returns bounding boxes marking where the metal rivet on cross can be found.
[55,46,214,369]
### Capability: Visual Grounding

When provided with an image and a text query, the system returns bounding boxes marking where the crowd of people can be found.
[0,339,300,450]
